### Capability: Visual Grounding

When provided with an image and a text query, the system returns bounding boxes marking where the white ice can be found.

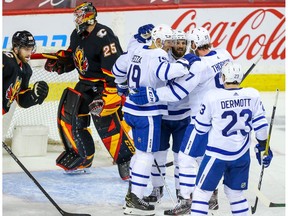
[2,92,286,216]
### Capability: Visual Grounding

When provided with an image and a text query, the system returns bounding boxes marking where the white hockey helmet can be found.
[186,27,210,49]
[173,30,186,40]
[221,62,243,84]
[151,24,174,43]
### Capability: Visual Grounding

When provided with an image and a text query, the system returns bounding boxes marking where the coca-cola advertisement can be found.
[2,5,285,90]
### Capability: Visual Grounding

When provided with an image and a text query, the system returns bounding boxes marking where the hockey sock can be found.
[224,185,249,216]
[178,151,198,199]
[151,150,168,187]
[173,152,180,191]
[130,150,154,198]
[191,187,213,216]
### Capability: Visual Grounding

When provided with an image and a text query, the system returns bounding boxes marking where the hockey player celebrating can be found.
[129,27,233,215]
[190,62,272,216]
[112,24,194,215]
[3,30,49,115]
[44,2,134,179]
[143,30,191,203]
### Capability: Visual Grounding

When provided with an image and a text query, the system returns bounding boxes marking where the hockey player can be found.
[44,2,134,179]
[3,30,49,115]
[190,62,272,216]
[112,24,194,215]
[143,30,191,203]
[129,27,233,215]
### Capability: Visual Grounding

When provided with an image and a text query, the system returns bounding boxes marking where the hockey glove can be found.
[116,81,129,96]
[177,53,200,69]
[31,81,49,104]
[44,50,75,74]
[255,143,273,168]
[129,87,159,105]
[134,24,155,43]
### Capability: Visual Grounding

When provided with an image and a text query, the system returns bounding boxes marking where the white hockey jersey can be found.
[112,44,189,116]
[194,87,269,161]
[163,51,191,121]
[156,48,233,122]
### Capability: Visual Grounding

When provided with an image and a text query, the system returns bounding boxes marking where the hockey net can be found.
[3,53,103,151]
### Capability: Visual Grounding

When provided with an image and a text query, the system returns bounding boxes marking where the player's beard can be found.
[172,47,185,58]
[17,51,31,63]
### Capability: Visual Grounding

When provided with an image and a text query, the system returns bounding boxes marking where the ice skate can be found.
[124,192,155,215]
[143,186,163,203]
[63,167,91,175]
[164,195,192,215]
[209,189,219,210]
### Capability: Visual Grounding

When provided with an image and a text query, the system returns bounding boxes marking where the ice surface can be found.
[2,92,286,216]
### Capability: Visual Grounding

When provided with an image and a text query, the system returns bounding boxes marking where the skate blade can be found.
[63,168,91,175]
[124,207,155,216]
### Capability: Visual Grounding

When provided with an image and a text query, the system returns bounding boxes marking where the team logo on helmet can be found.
[73,46,89,75]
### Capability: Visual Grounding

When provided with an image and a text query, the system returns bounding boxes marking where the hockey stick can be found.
[2,142,91,216]
[254,187,285,208]
[241,55,263,83]
[251,89,279,214]
[154,159,176,206]
[165,161,174,167]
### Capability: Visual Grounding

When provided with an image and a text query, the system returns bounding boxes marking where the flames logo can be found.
[73,46,89,75]
[6,76,22,108]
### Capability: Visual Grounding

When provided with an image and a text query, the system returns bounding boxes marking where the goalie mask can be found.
[221,62,243,84]
[12,30,36,52]
[74,2,97,35]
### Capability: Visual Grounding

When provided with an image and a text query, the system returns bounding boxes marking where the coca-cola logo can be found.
[172,9,285,60]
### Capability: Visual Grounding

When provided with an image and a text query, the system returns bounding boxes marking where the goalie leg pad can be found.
[92,110,135,165]
[56,150,84,170]
[57,88,94,170]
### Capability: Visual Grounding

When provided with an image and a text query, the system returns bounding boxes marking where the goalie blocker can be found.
[56,86,135,180]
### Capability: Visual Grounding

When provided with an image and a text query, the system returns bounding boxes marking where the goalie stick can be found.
[251,89,280,214]
[2,142,91,216]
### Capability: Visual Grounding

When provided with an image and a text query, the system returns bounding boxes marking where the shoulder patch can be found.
[97,29,107,38]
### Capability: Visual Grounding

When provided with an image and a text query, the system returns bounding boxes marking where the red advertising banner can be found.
[3,0,285,11]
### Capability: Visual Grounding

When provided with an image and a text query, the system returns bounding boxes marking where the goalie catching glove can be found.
[89,85,122,117]
[31,81,49,104]
[44,49,75,74]
[254,140,273,168]
[129,87,159,105]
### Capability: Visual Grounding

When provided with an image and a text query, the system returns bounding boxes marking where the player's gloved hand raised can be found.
[176,53,200,69]
[31,81,49,104]
[134,24,155,43]
[255,143,273,168]
[116,81,129,96]
[129,87,159,105]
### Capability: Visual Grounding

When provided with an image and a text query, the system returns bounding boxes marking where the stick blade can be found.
[269,203,286,208]
[63,212,91,216]
[251,206,257,214]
